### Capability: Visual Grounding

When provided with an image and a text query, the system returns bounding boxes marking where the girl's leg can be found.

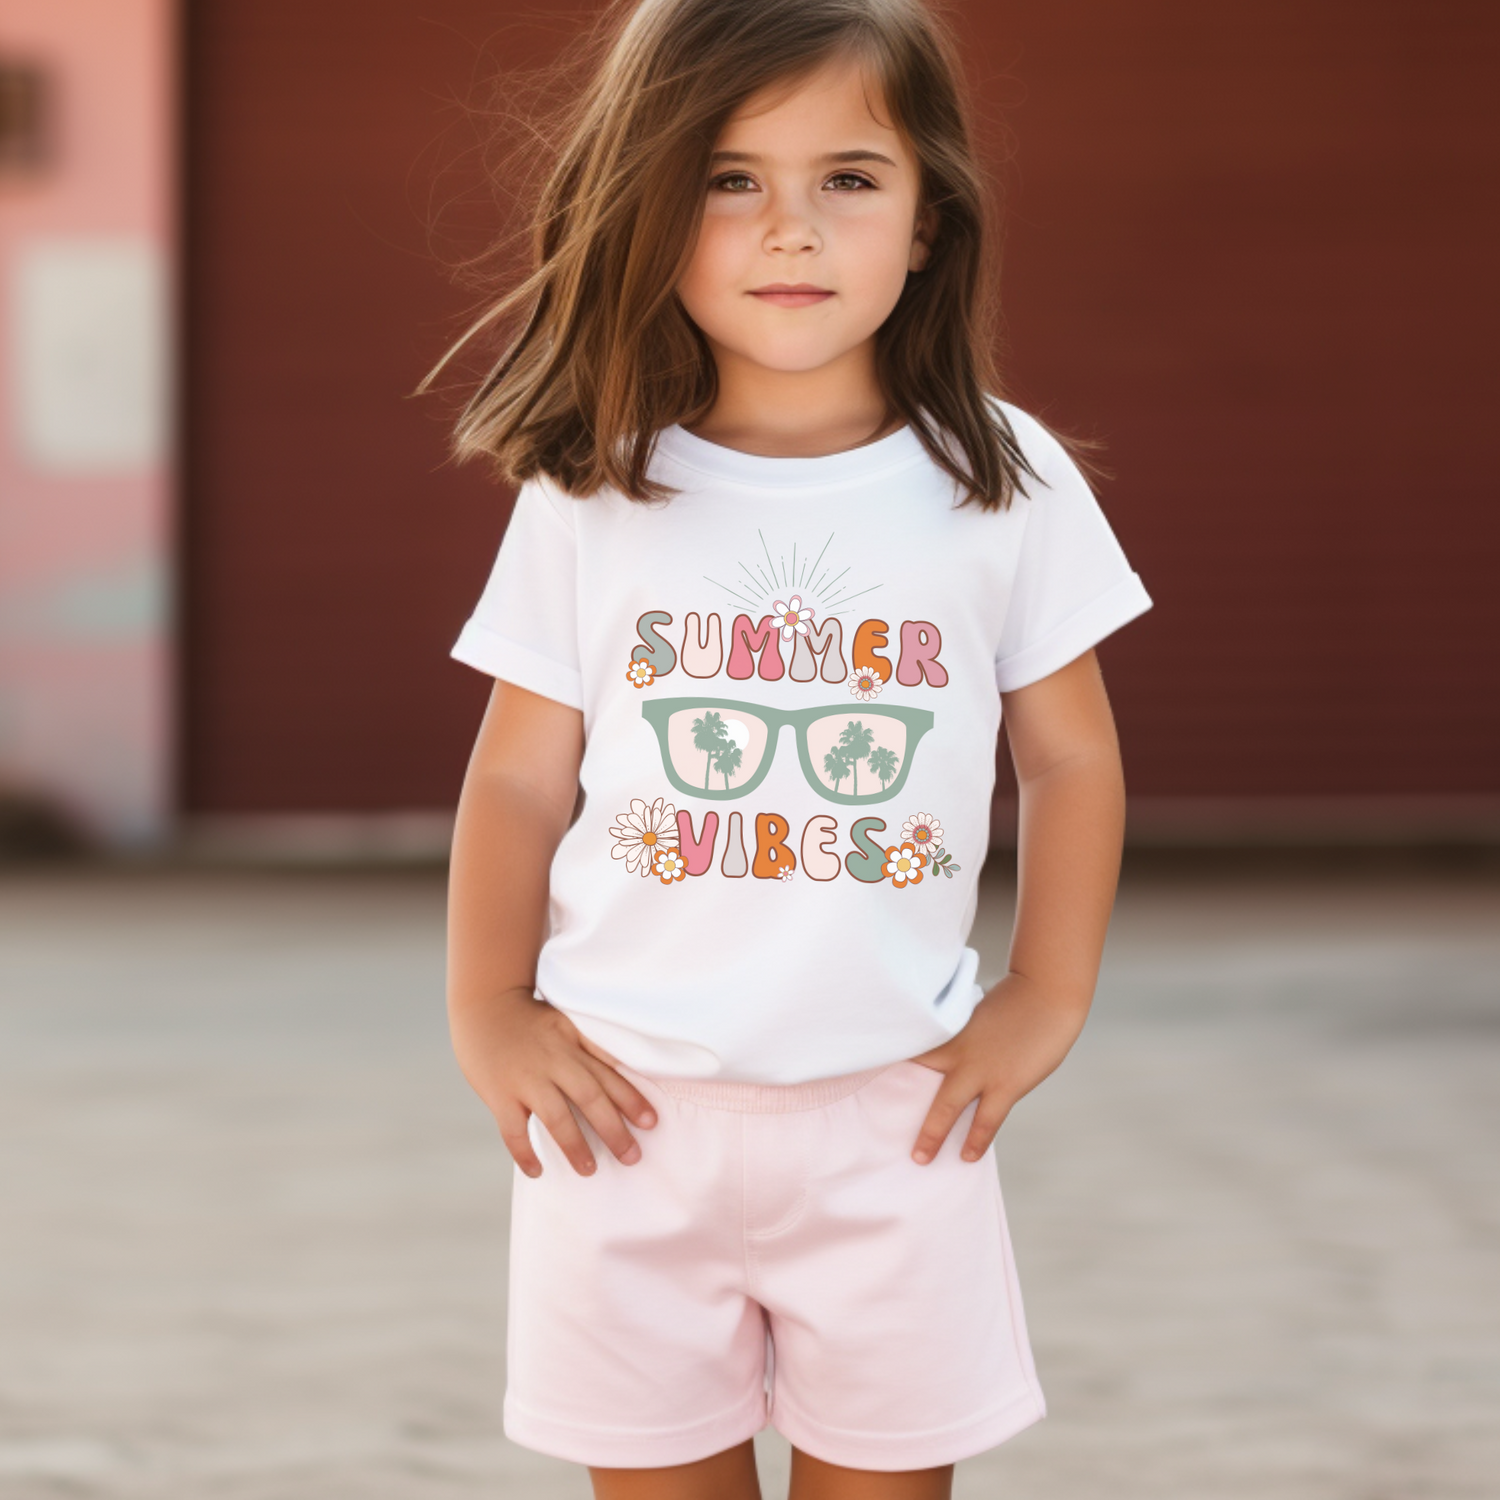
[589,1437,762,1500]
[789,1447,953,1500]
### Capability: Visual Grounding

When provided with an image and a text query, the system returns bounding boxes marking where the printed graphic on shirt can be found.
[607,801,962,890]
[607,796,679,878]
[630,615,947,693]
[702,529,882,635]
[638,697,933,804]
[614,532,959,888]
[627,531,943,692]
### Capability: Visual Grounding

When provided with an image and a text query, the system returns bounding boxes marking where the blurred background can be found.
[1,2,1496,1497]
[1,0,1495,850]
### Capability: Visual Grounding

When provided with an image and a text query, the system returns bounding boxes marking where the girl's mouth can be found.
[749,284,835,308]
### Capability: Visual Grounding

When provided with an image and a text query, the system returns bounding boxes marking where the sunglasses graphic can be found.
[641,696,934,805]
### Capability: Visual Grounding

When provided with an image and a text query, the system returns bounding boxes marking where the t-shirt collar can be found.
[652,417,929,489]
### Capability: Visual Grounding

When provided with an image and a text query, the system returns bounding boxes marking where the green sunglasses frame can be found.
[640,696,934,806]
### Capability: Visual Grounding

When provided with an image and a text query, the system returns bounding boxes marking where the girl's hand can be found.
[905,649,1126,1165]
[452,983,658,1179]
[448,679,657,1180]
[906,972,1089,1163]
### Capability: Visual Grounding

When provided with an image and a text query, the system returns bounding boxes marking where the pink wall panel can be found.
[0,0,176,844]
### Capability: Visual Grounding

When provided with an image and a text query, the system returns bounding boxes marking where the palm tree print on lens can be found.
[809,709,910,796]
[715,740,743,790]
[836,720,875,796]
[869,745,899,791]
[691,710,731,790]
[642,699,932,805]
[823,748,850,794]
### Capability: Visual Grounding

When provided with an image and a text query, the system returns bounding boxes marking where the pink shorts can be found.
[504,1057,1046,1471]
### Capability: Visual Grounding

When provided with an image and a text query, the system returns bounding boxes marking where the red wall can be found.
[994,3,1499,797]
[183,1,1500,813]
[182,3,546,811]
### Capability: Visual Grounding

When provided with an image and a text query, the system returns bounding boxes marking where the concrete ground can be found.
[1,858,1497,1499]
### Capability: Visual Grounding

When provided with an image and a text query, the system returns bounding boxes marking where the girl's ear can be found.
[908,204,940,272]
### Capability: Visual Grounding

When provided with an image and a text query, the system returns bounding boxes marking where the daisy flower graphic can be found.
[881,842,927,889]
[777,866,795,882]
[769,595,815,641]
[653,849,688,884]
[626,659,656,688]
[900,813,943,852]
[608,797,678,877]
[848,664,884,701]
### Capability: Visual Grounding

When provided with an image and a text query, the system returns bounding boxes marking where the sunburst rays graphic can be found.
[702,532,880,619]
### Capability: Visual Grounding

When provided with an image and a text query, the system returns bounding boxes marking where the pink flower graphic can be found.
[900,813,944,851]
[769,595,815,642]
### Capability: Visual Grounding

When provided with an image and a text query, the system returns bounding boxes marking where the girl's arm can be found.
[448,679,657,1177]
[908,647,1125,1163]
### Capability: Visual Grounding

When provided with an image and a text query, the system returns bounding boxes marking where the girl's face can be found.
[676,54,933,378]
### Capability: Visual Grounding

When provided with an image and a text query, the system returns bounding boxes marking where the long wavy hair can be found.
[421,0,1102,509]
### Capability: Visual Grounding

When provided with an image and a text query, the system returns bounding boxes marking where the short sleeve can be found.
[450,477,584,709]
[993,408,1152,692]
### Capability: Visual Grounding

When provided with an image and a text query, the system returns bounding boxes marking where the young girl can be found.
[436,0,1150,1495]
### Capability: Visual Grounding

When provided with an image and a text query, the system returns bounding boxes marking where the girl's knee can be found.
[789,1445,954,1500]
[590,1436,762,1500]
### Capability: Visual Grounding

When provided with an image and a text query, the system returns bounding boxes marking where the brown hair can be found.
[421,0,1103,509]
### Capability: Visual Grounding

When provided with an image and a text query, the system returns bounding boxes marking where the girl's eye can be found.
[707,171,877,194]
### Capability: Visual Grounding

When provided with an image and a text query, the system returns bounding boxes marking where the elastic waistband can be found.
[637,1063,894,1113]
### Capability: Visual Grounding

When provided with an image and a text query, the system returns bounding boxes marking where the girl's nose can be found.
[762,200,822,256]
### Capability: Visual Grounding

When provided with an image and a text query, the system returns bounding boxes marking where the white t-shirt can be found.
[452,400,1151,1084]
